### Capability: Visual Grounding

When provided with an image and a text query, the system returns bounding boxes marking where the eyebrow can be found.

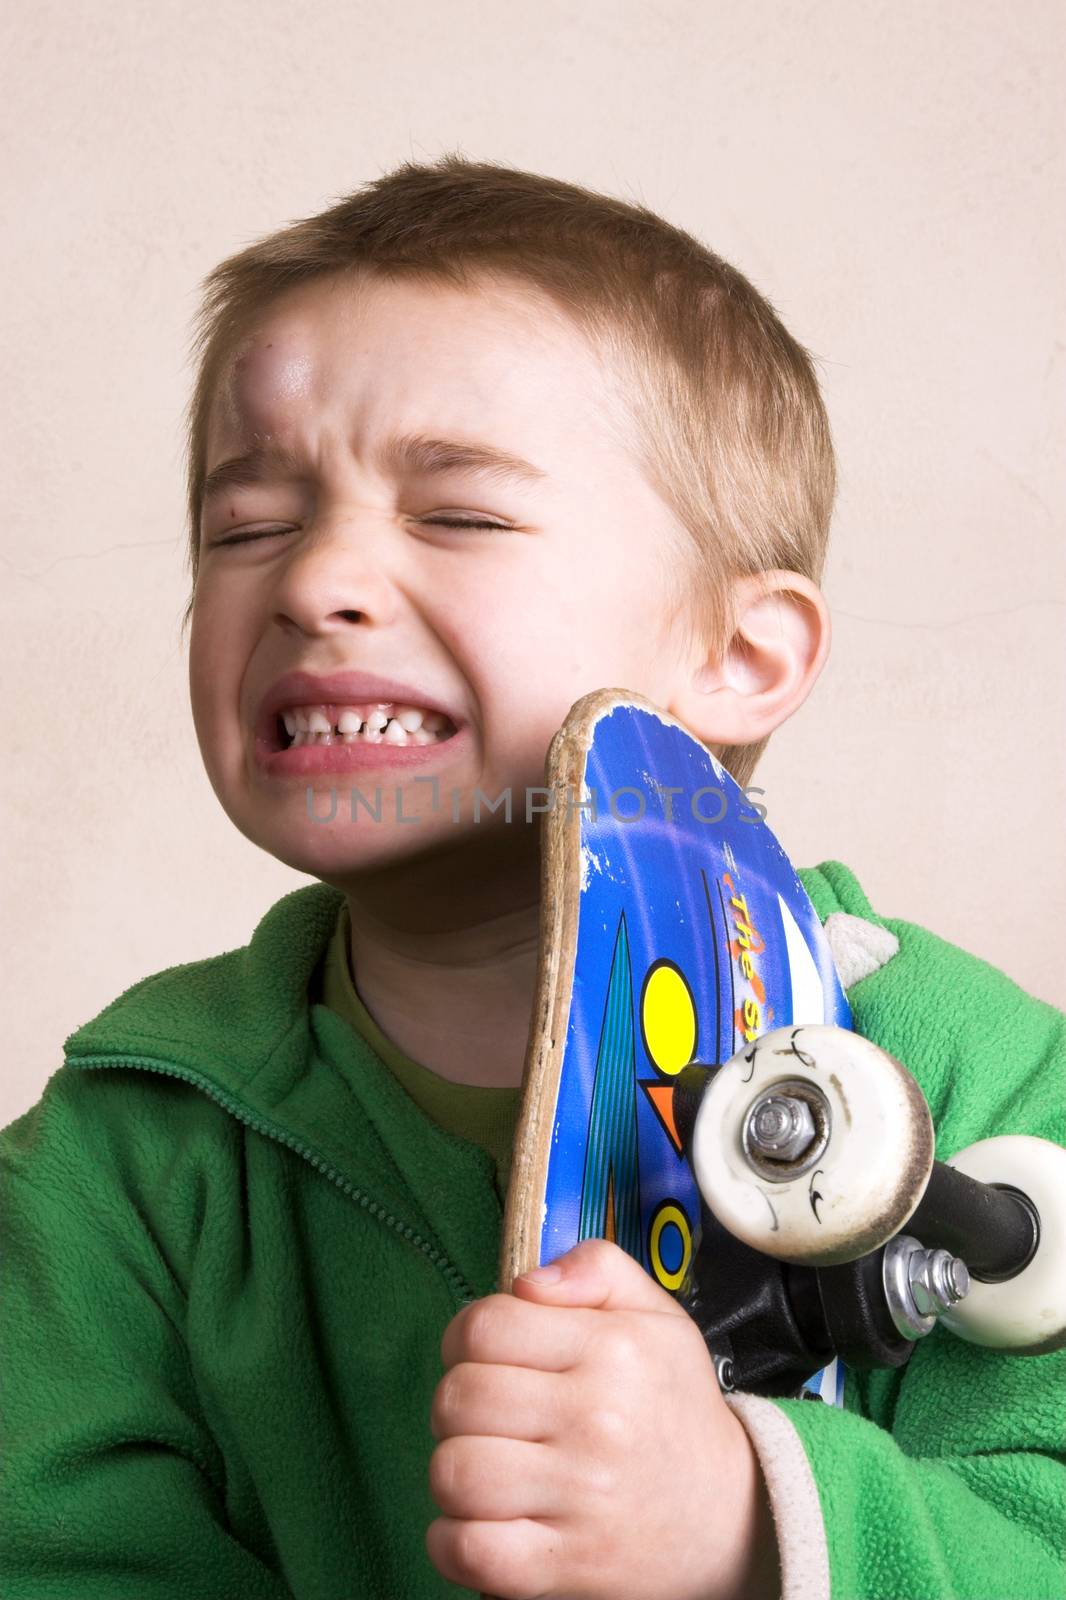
[200,432,549,504]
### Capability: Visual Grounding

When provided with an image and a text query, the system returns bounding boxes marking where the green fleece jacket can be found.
[1,861,1063,1600]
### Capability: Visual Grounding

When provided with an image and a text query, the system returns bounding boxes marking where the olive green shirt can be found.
[313,901,522,1206]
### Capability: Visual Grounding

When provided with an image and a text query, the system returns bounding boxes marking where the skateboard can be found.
[500,688,853,1402]
[500,689,1066,1398]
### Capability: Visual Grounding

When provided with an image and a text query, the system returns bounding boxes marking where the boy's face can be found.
[189,271,699,888]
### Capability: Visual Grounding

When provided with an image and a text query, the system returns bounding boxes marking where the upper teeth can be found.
[279,702,452,746]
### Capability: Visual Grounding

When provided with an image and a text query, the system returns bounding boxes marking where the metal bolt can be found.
[910,1247,970,1316]
[883,1236,971,1341]
[714,1355,736,1391]
[740,1080,831,1181]
[747,1093,817,1161]
[948,1257,970,1300]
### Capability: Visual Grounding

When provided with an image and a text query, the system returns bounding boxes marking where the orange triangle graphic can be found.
[641,1081,685,1156]
[605,1165,616,1243]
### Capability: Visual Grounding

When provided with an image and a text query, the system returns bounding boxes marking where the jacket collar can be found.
[61,865,853,1080]
[62,881,501,1300]
[64,880,345,1089]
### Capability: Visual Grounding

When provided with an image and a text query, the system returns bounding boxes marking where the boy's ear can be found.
[666,570,831,751]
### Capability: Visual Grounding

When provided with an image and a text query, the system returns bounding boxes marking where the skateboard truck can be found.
[671,1025,1066,1396]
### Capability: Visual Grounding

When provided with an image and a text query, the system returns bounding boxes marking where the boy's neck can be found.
[341,840,542,1089]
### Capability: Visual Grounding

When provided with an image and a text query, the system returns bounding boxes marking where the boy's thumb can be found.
[512,1236,685,1316]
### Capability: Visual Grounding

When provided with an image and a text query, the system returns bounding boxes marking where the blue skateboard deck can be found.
[501,689,852,1405]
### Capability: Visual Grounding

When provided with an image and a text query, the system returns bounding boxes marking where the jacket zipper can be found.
[67,1054,480,1305]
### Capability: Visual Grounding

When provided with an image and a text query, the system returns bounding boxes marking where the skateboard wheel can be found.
[936,1135,1066,1354]
[690,1024,934,1265]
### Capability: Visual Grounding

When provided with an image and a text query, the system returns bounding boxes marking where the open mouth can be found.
[272,703,459,752]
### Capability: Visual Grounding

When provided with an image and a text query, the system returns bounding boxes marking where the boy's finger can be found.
[426,1510,566,1597]
[428,1433,559,1522]
[430,1359,562,1443]
[440,1292,599,1373]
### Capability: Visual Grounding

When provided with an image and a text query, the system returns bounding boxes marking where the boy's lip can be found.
[253,669,465,748]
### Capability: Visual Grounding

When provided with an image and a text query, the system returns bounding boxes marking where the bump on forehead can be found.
[210,323,320,445]
[207,267,636,466]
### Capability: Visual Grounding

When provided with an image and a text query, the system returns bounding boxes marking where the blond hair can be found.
[181,152,836,788]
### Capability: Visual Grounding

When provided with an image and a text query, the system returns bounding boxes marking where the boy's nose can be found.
[267,517,403,634]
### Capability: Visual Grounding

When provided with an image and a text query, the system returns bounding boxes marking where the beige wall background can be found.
[3,0,1063,1127]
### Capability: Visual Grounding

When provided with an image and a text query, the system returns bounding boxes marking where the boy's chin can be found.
[252,809,537,881]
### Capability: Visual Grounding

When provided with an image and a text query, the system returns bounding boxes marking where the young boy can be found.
[2,155,1063,1600]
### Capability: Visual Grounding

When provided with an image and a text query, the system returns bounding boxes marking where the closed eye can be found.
[422,516,512,530]
[208,527,291,547]
[208,515,513,548]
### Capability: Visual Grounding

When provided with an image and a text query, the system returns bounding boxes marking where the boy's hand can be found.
[426,1237,780,1600]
